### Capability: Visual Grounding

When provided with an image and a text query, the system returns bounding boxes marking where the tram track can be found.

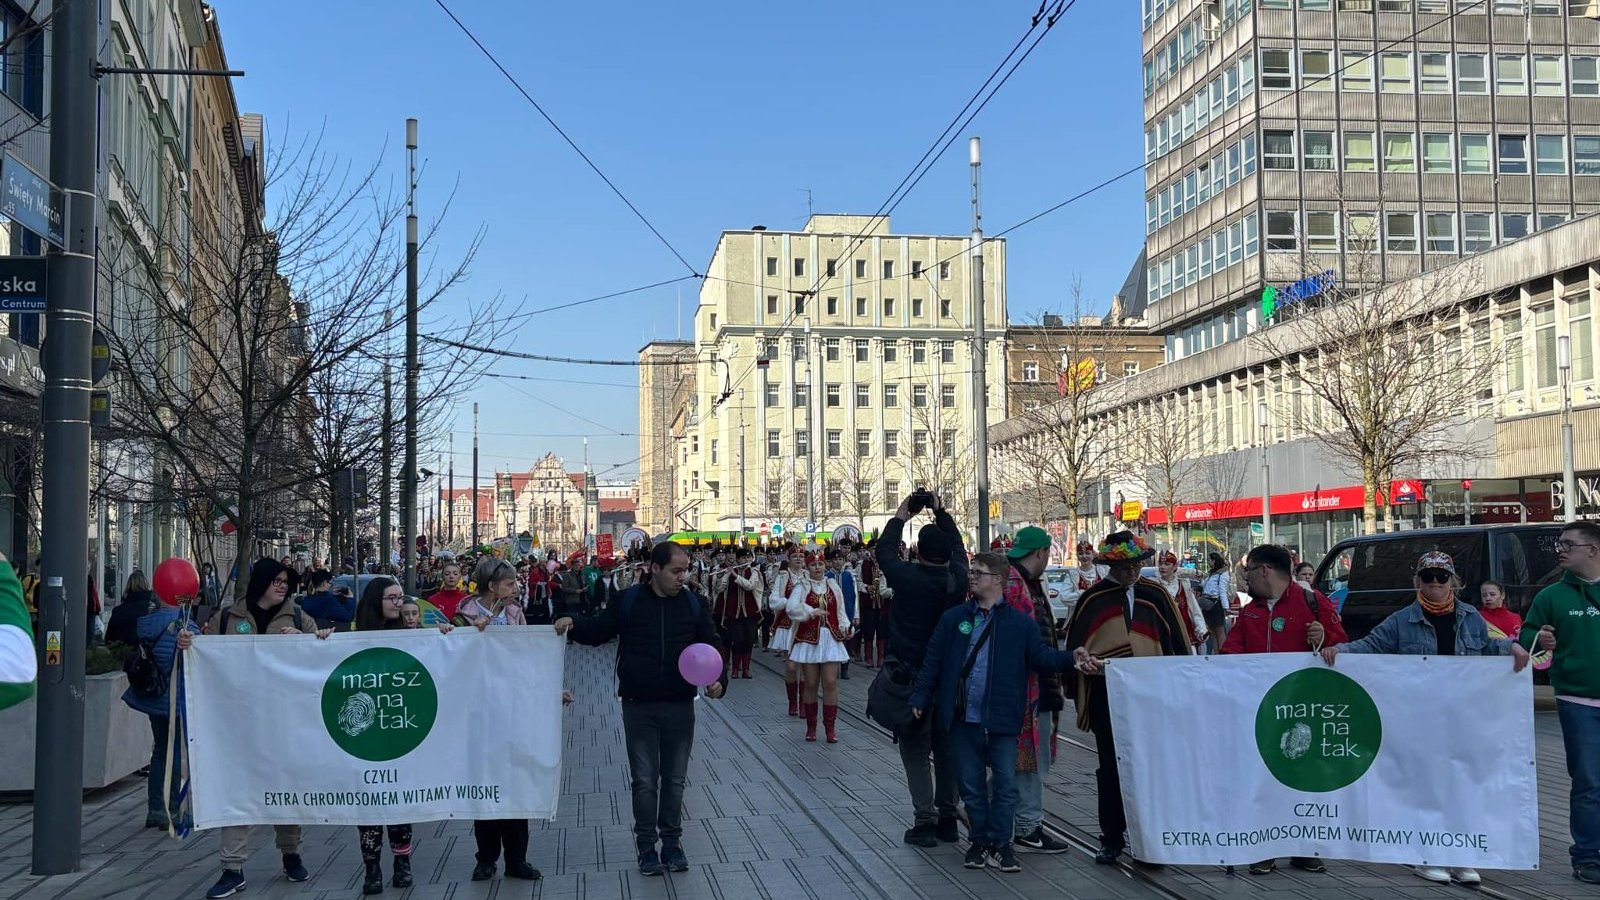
[747,649,1550,900]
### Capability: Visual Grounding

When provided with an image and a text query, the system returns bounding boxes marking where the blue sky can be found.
[217,0,1145,487]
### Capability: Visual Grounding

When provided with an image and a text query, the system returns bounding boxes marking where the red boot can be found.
[804,703,818,742]
[742,654,753,678]
[823,704,839,744]
[786,681,800,716]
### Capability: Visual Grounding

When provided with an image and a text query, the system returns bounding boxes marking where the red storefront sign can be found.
[1146,481,1422,526]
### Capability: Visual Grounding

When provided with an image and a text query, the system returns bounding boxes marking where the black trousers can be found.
[726,616,758,654]
[1086,678,1125,852]
[358,824,413,863]
[857,605,882,645]
[622,700,696,849]
[473,818,529,866]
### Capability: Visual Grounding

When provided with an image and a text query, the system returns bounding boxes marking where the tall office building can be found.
[1140,0,1600,361]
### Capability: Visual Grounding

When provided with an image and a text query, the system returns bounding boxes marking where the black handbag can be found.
[867,659,927,741]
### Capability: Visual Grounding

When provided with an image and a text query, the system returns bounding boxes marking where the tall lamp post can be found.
[1560,334,1577,523]
[1259,401,1271,543]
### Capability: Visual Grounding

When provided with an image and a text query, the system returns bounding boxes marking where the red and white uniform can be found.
[768,564,797,652]
[785,576,851,665]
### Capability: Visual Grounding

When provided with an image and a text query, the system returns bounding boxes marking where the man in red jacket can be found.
[1224,543,1347,876]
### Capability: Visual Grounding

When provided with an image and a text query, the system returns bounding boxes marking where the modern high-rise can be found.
[1141,0,1600,361]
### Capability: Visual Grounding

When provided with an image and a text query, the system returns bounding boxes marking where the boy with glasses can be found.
[908,553,1077,874]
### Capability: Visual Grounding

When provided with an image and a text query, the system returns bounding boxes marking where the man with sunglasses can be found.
[1519,521,1600,886]
[1223,543,1348,876]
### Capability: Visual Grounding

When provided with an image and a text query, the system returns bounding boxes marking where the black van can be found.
[1312,524,1563,642]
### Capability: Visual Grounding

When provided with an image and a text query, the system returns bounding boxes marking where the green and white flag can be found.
[184,628,564,827]
[0,561,34,711]
[1107,654,1538,869]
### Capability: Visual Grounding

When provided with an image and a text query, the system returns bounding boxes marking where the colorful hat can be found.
[1158,549,1179,565]
[1094,531,1156,565]
[1415,550,1456,577]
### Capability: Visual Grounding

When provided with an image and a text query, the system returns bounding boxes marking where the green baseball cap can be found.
[1006,526,1051,559]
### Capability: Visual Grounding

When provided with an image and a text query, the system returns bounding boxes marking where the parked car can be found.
[1042,566,1076,630]
[1311,524,1562,642]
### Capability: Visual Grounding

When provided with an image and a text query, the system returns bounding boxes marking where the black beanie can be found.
[917,523,952,564]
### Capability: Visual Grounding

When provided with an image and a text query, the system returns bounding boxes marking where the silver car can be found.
[1042,566,1076,629]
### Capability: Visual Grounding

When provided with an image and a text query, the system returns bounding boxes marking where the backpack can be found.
[124,618,174,699]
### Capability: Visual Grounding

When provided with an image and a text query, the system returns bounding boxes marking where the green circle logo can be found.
[1254,667,1381,792]
[958,620,973,635]
[320,647,438,761]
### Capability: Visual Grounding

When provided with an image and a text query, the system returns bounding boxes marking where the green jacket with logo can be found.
[1519,570,1600,699]
[0,561,34,710]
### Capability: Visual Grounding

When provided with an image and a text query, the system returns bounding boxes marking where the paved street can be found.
[0,642,1590,900]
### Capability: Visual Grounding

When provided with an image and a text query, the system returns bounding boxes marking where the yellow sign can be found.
[44,631,61,653]
[1120,501,1144,522]
[989,500,1002,519]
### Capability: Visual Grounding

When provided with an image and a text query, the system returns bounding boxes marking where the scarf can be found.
[1003,567,1051,773]
[1417,588,1455,616]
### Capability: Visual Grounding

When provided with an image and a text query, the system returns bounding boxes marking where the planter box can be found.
[0,672,151,792]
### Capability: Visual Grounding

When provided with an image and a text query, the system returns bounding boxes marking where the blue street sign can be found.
[0,154,64,249]
[771,523,785,537]
[804,520,817,534]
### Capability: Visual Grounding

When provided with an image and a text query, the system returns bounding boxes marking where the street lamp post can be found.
[1560,334,1577,523]
[1259,401,1271,543]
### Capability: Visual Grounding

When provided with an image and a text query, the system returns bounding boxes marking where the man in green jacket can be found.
[0,550,36,710]
[1521,521,1600,886]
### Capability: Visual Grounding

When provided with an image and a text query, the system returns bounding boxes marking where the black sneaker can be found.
[638,847,664,877]
[282,853,309,883]
[205,870,247,899]
[470,862,496,881]
[660,843,689,873]
[903,824,938,848]
[990,846,1021,873]
[1575,861,1600,884]
[1249,858,1278,875]
[935,815,961,843]
[505,861,541,880]
[1289,856,1326,873]
[1014,827,1069,854]
[963,844,988,869]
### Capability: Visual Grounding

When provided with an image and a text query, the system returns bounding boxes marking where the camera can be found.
[906,487,936,515]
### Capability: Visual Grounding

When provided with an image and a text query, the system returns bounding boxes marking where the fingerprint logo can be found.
[338,692,377,737]
[1280,722,1313,760]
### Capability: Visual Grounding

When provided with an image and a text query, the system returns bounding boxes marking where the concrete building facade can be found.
[637,340,693,534]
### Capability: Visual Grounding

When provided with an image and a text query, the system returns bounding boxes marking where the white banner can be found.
[184,628,564,828]
[1106,654,1538,869]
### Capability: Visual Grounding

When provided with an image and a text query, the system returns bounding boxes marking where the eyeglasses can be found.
[1417,570,1452,584]
[271,576,290,586]
[969,571,1001,580]
[1556,540,1598,552]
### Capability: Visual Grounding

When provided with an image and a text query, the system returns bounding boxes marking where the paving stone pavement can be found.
[0,641,1594,900]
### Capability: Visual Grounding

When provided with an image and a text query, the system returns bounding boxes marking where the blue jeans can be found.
[1013,711,1053,837]
[1558,700,1600,865]
[146,715,184,826]
[949,722,1019,850]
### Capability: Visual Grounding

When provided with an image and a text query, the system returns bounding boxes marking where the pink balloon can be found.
[677,642,723,687]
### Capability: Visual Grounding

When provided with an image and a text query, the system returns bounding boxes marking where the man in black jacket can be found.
[554,542,727,877]
[877,491,968,848]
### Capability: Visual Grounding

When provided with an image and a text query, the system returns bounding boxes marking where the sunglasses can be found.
[1417,569,1452,584]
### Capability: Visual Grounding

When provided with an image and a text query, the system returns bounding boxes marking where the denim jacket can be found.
[1341,601,1513,657]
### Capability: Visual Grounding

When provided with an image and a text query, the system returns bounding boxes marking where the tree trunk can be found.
[1361,457,1379,535]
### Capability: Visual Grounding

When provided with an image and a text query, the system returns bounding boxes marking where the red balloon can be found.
[152,557,201,605]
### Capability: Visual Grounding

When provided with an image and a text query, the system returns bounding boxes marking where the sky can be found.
[216,0,1146,491]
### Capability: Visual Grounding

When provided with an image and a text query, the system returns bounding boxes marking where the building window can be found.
[1380,53,1413,93]
[796,430,809,456]
[1023,399,1043,411]
[939,298,952,318]
[1341,52,1374,91]
[1261,49,1293,89]
[765,382,780,408]
[825,337,840,361]
[1383,131,1416,172]
[826,383,841,407]
[826,296,838,315]
[941,430,956,458]
[911,297,924,318]
[912,342,927,364]
[767,257,778,276]
[883,260,894,279]
[1573,297,1594,381]
[912,385,929,408]
[1495,54,1527,95]
[1386,212,1418,252]
[1022,361,1040,382]
[855,383,870,406]
[1498,134,1528,175]
[767,480,782,509]
[794,383,809,407]
[1302,50,1332,90]
[826,258,837,277]
[941,340,955,363]
[794,339,807,361]
[939,261,951,279]
[1574,57,1599,96]
[1501,212,1531,241]
[1463,213,1494,252]
[767,294,778,314]
[1420,53,1451,93]
[883,343,898,362]
[855,259,866,279]
[826,430,841,457]
[767,430,781,457]
[794,295,806,315]
[1266,211,1298,251]
[1460,133,1491,173]
[911,260,923,278]
[710,439,718,465]
[856,430,871,456]
[854,339,869,362]
[913,430,929,458]
[884,384,898,407]
[1575,136,1600,175]
[1535,134,1567,175]
[1425,213,1457,253]
[885,481,901,508]
[793,257,805,277]
[855,296,867,317]
[941,384,956,407]
[1306,211,1338,251]
[1536,305,1558,389]
[1343,131,1376,172]
[1503,314,1525,393]
[1263,130,1296,169]
[1300,131,1334,171]
[827,480,842,511]
[1533,56,1564,96]
[1457,53,1488,94]
[1422,133,1453,173]
[883,297,896,317]
[1539,212,1566,231]
[884,430,899,457]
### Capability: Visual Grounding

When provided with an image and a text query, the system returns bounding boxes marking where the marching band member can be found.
[786,550,853,743]
[1155,550,1209,649]
[768,546,804,715]
[715,547,763,678]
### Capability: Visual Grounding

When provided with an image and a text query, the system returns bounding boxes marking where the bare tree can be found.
[825,443,880,530]
[1127,393,1205,550]
[1252,209,1501,533]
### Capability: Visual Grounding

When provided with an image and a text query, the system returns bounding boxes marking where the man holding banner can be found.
[554,541,727,878]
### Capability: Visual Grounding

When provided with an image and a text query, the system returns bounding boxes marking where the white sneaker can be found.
[1414,866,1451,883]
[1449,867,1481,884]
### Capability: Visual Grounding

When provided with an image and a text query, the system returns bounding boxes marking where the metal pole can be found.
[583,437,590,545]
[34,0,94,872]
[738,388,746,535]
[1259,402,1271,543]
[447,435,454,547]
[971,136,990,549]
[471,402,480,548]
[348,468,358,573]
[402,118,420,593]
[381,353,392,569]
[804,319,815,534]
[1560,335,1576,523]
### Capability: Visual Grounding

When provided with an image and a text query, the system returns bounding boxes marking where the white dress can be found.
[767,569,795,652]
[784,578,851,665]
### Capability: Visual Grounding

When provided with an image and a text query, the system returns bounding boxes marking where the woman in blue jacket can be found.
[120,590,199,830]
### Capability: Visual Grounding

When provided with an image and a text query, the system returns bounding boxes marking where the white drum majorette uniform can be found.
[784,576,851,665]
[767,565,797,653]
